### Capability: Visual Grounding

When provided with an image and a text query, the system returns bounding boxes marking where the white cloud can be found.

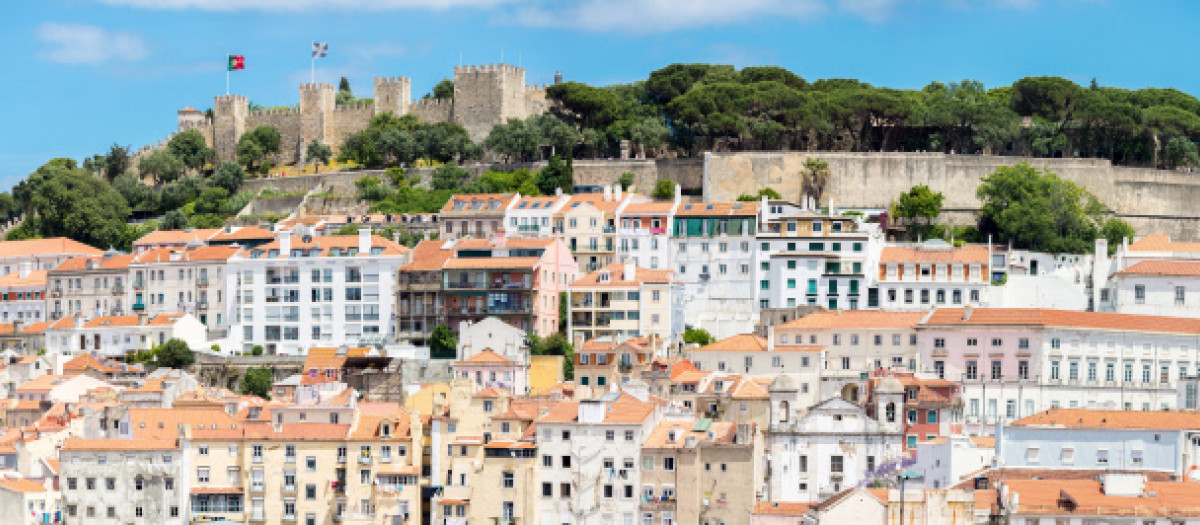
[98,0,511,10]
[837,0,900,23]
[36,23,148,65]
[507,0,827,33]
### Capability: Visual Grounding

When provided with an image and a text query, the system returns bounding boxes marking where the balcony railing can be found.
[51,289,62,298]
[133,280,144,290]
[132,302,145,311]
[112,285,125,295]
[197,278,209,287]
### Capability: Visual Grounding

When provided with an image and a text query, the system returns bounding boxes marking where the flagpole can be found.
[311,42,315,84]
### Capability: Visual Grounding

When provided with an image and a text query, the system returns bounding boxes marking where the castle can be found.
[177,63,551,165]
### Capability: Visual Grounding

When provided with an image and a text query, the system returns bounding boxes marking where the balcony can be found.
[132,302,145,312]
[445,281,485,290]
[51,289,62,298]
[50,311,62,320]
[618,362,634,373]
[112,285,125,295]
[197,301,209,311]
[517,224,540,232]
[197,278,209,288]
[133,280,145,290]
[489,305,532,316]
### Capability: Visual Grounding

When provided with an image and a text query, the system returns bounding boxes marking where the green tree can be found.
[355,175,392,202]
[112,172,158,211]
[430,324,457,360]
[530,332,574,380]
[104,143,131,182]
[629,117,670,155]
[236,125,282,173]
[155,338,195,368]
[652,179,677,200]
[167,129,215,170]
[617,172,636,191]
[535,156,573,195]
[138,150,186,184]
[892,185,946,241]
[432,79,454,99]
[1163,137,1200,169]
[486,117,542,162]
[736,187,783,201]
[162,209,188,230]
[977,163,1115,253]
[431,163,470,191]
[210,162,245,193]
[193,187,230,215]
[305,140,333,172]
[801,158,831,206]
[251,345,264,356]
[241,367,273,399]
[158,176,204,212]
[683,327,714,346]
[31,167,130,248]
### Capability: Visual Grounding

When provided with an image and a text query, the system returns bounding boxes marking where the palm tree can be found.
[801,157,831,207]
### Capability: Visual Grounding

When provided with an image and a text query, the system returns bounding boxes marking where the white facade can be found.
[910,435,995,490]
[670,202,761,339]
[44,313,207,358]
[456,316,528,361]
[505,194,568,238]
[0,264,47,324]
[59,441,189,525]
[765,396,904,503]
[876,241,997,311]
[229,230,410,354]
[1111,269,1200,318]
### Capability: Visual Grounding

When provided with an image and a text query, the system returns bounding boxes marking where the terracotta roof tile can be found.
[0,238,102,258]
[399,240,454,272]
[880,244,990,264]
[62,438,177,451]
[53,254,135,272]
[441,193,516,214]
[460,349,512,364]
[0,270,47,288]
[443,257,539,270]
[691,334,768,352]
[16,374,81,392]
[924,308,1200,335]
[134,229,219,246]
[208,226,275,242]
[622,202,676,214]
[1116,261,1200,277]
[252,235,410,258]
[1005,479,1200,517]
[1010,407,1200,430]
[134,245,241,263]
[62,354,122,374]
[643,419,739,447]
[674,201,759,217]
[537,394,656,424]
[754,502,811,515]
[572,263,674,287]
[779,310,927,330]
[1128,234,1200,253]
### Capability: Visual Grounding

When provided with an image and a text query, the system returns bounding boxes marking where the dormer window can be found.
[598,271,610,283]
[382,424,391,438]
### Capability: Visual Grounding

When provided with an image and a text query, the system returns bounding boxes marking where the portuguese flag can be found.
[227,54,245,71]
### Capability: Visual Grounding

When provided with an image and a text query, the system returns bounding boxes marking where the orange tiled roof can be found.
[924,308,1200,335]
[454,237,557,250]
[0,478,46,493]
[208,226,275,242]
[1010,407,1200,430]
[572,263,674,287]
[1005,479,1200,517]
[127,407,243,439]
[443,257,539,270]
[622,202,676,214]
[474,386,506,398]
[0,238,101,258]
[53,254,135,272]
[62,438,177,451]
[399,240,454,272]
[880,244,990,264]
[970,436,995,448]
[134,245,241,263]
[15,374,80,392]
[1128,234,1200,253]
[134,229,219,246]
[23,318,71,334]
[252,235,410,258]
[537,394,656,425]
[692,334,768,352]
[642,419,739,447]
[0,270,47,288]
[779,310,927,330]
[441,193,515,213]
[460,349,512,365]
[731,377,770,400]
[349,402,411,440]
[243,422,351,440]
[754,502,811,515]
[1116,260,1200,277]
[62,354,122,374]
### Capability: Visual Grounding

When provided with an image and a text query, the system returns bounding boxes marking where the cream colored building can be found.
[569,261,682,345]
[557,193,626,275]
[131,244,240,339]
[48,251,135,322]
[640,419,762,525]
[0,477,57,525]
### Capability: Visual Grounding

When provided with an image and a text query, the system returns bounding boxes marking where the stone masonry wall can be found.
[245,107,304,164]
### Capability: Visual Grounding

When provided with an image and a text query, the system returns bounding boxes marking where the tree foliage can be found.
[167,129,215,170]
[138,150,186,184]
[431,163,470,191]
[652,179,677,200]
[305,140,333,170]
[241,367,273,399]
[28,162,130,249]
[104,143,131,182]
[683,327,714,346]
[236,125,282,173]
[154,338,195,369]
[892,185,945,240]
[210,161,245,193]
[432,79,454,99]
[430,325,457,360]
[339,112,479,168]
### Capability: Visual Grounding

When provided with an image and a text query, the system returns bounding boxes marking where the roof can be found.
[0,478,47,493]
[53,253,135,272]
[730,377,770,400]
[441,193,515,213]
[15,374,80,392]
[0,270,47,288]
[208,226,275,243]
[0,238,102,258]
[243,422,351,440]
[252,234,410,258]
[399,240,453,272]
[780,310,927,330]
[21,319,71,335]
[692,334,768,353]
[1004,479,1200,517]
[537,394,657,425]
[572,262,674,287]
[674,201,760,216]
[126,407,243,439]
[1116,260,1200,277]
[134,229,219,246]
[622,202,676,214]
[443,257,540,270]
[643,419,739,447]
[474,386,507,398]
[1010,408,1200,430]
[302,347,369,371]
[454,237,557,250]
[62,354,122,374]
[1128,234,1200,253]
[191,487,243,495]
[80,314,184,329]
[924,308,1200,335]
[460,349,512,365]
[880,244,990,264]
[61,438,177,451]
[134,245,241,263]
[754,502,811,516]
[970,436,996,448]
[953,467,1175,491]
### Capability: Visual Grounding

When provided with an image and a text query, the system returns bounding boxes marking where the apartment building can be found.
[671,201,761,339]
[0,477,56,525]
[877,242,996,310]
[44,313,207,358]
[0,264,46,324]
[131,244,240,339]
[454,317,531,394]
[396,239,455,347]
[206,225,277,249]
[59,438,188,524]
[1000,473,1200,525]
[756,200,883,311]
[506,193,569,238]
[1111,261,1200,317]
[774,310,926,401]
[438,236,576,337]
[918,307,1200,434]
[440,193,519,241]
[558,192,625,275]
[0,237,103,273]
[640,419,760,525]
[48,251,134,321]
[568,261,682,345]
[615,198,678,271]
[863,373,963,449]
[575,337,660,396]
[535,393,661,525]
[132,228,219,254]
[230,229,411,354]
[685,333,824,378]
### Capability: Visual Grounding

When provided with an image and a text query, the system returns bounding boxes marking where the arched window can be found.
[886,402,896,423]
[779,400,790,423]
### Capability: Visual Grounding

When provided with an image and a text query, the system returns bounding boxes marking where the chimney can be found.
[604,185,613,202]
[623,260,636,281]
[137,312,148,326]
[17,262,31,279]
[358,228,372,254]
[828,196,835,217]
[767,325,775,351]
[962,305,973,322]
[73,313,84,329]
[673,182,682,204]
[555,187,563,196]
[279,230,292,254]
[615,185,623,201]
[393,231,400,244]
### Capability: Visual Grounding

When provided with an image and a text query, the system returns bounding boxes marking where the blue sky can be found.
[1,0,1196,190]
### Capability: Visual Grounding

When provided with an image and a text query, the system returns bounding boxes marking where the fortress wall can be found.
[328,102,375,153]
[410,98,453,124]
[245,107,304,165]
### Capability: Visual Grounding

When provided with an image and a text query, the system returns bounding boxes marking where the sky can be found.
[0,0,1196,190]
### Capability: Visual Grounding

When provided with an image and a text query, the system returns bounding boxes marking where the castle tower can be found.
[177,106,205,131]
[212,94,248,163]
[452,63,528,142]
[299,83,336,155]
[373,76,412,117]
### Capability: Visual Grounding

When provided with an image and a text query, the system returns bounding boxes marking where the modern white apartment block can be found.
[615,197,678,271]
[567,261,683,346]
[506,193,568,238]
[229,229,411,354]
[0,263,47,324]
[877,241,1000,310]
[670,200,761,339]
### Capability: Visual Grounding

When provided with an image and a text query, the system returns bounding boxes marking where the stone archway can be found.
[841,383,859,402]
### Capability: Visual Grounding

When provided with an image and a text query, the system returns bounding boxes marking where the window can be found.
[663,457,675,471]
[830,455,843,473]
[1135,285,1146,304]
[1097,449,1109,465]
[503,471,515,489]
[966,360,977,380]
[197,467,210,483]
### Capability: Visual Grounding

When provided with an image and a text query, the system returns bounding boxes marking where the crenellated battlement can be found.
[249,105,300,116]
[300,83,336,93]
[411,97,451,108]
[374,76,409,86]
[453,63,524,76]
[333,100,374,112]
[525,84,547,94]
[215,94,249,104]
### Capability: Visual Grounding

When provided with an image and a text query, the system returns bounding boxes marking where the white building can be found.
[0,237,103,273]
[59,438,188,524]
[44,313,207,358]
[910,435,995,490]
[670,201,762,339]
[568,261,683,346]
[615,197,678,271]
[684,333,824,409]
[131,243,241,339]
[535,393,660,525]
[876,241,998,310]
[505,193,569,238]
[0,263,47,324]
[1111,261,1200,318]
[765,393,904,503]
[229,229,411,354]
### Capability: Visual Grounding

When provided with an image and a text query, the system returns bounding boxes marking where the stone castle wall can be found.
[409,98,454,125]
[327,102,375,155]
[245,106,304,164]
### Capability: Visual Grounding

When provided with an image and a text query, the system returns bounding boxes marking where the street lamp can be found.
[898,470,924,525]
